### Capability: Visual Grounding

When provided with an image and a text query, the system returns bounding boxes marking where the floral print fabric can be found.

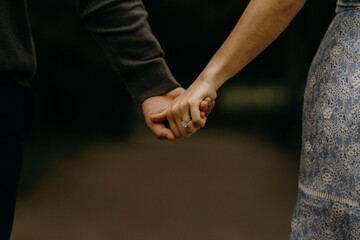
[290,1,360,239]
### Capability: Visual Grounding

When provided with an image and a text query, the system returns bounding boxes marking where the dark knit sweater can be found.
[0,0,180,105]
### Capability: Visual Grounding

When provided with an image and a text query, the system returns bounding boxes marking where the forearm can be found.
[198,0,306,90]
[76,0,180,105]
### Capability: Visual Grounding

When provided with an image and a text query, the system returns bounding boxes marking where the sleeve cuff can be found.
[121,57,181,106]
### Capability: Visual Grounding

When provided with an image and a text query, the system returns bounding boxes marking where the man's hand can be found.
[141,87,214,141]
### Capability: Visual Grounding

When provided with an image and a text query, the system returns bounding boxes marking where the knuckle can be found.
[188,99,197,106]
[173,104,181,113]
[179,102,187,110]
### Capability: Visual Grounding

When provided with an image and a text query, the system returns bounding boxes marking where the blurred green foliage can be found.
[27,0,337,146]
[21,0,339,193]
[144,0,337,151]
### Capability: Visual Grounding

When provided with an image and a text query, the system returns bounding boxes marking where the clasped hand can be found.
[144,80,217,140]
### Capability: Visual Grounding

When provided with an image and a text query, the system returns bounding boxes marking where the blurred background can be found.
[12,0,337,239]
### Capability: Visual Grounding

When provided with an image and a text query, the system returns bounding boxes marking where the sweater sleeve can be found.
[76,0,181,105]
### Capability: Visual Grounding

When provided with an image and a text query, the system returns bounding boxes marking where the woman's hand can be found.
[144,87,215,140]
[157,0,306,138]
[150,0,306,139]
[162,79,217,138]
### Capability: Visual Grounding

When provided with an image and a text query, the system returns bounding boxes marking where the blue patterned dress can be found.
[290,0,360,239]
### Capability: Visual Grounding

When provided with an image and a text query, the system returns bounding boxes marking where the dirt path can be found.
[12,126,299,240]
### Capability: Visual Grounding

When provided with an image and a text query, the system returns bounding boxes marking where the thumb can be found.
[150,110,167,123]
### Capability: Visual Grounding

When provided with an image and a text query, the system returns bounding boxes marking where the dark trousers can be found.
[0,79,27,240]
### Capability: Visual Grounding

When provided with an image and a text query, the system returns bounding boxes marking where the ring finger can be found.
[181,119,199,137]
[176,113,197,137]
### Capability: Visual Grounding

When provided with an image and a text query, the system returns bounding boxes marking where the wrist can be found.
[197,66,227,91]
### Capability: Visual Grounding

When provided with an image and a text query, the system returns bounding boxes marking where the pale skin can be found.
[152,0,307,138]
[142,87,214,141]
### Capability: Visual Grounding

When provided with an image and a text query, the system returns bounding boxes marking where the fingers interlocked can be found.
[166,98,210,138]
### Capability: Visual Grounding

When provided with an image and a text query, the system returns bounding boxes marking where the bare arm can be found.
[164,0,307,138]
[77,0,214,140]
[201,0,306,90]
